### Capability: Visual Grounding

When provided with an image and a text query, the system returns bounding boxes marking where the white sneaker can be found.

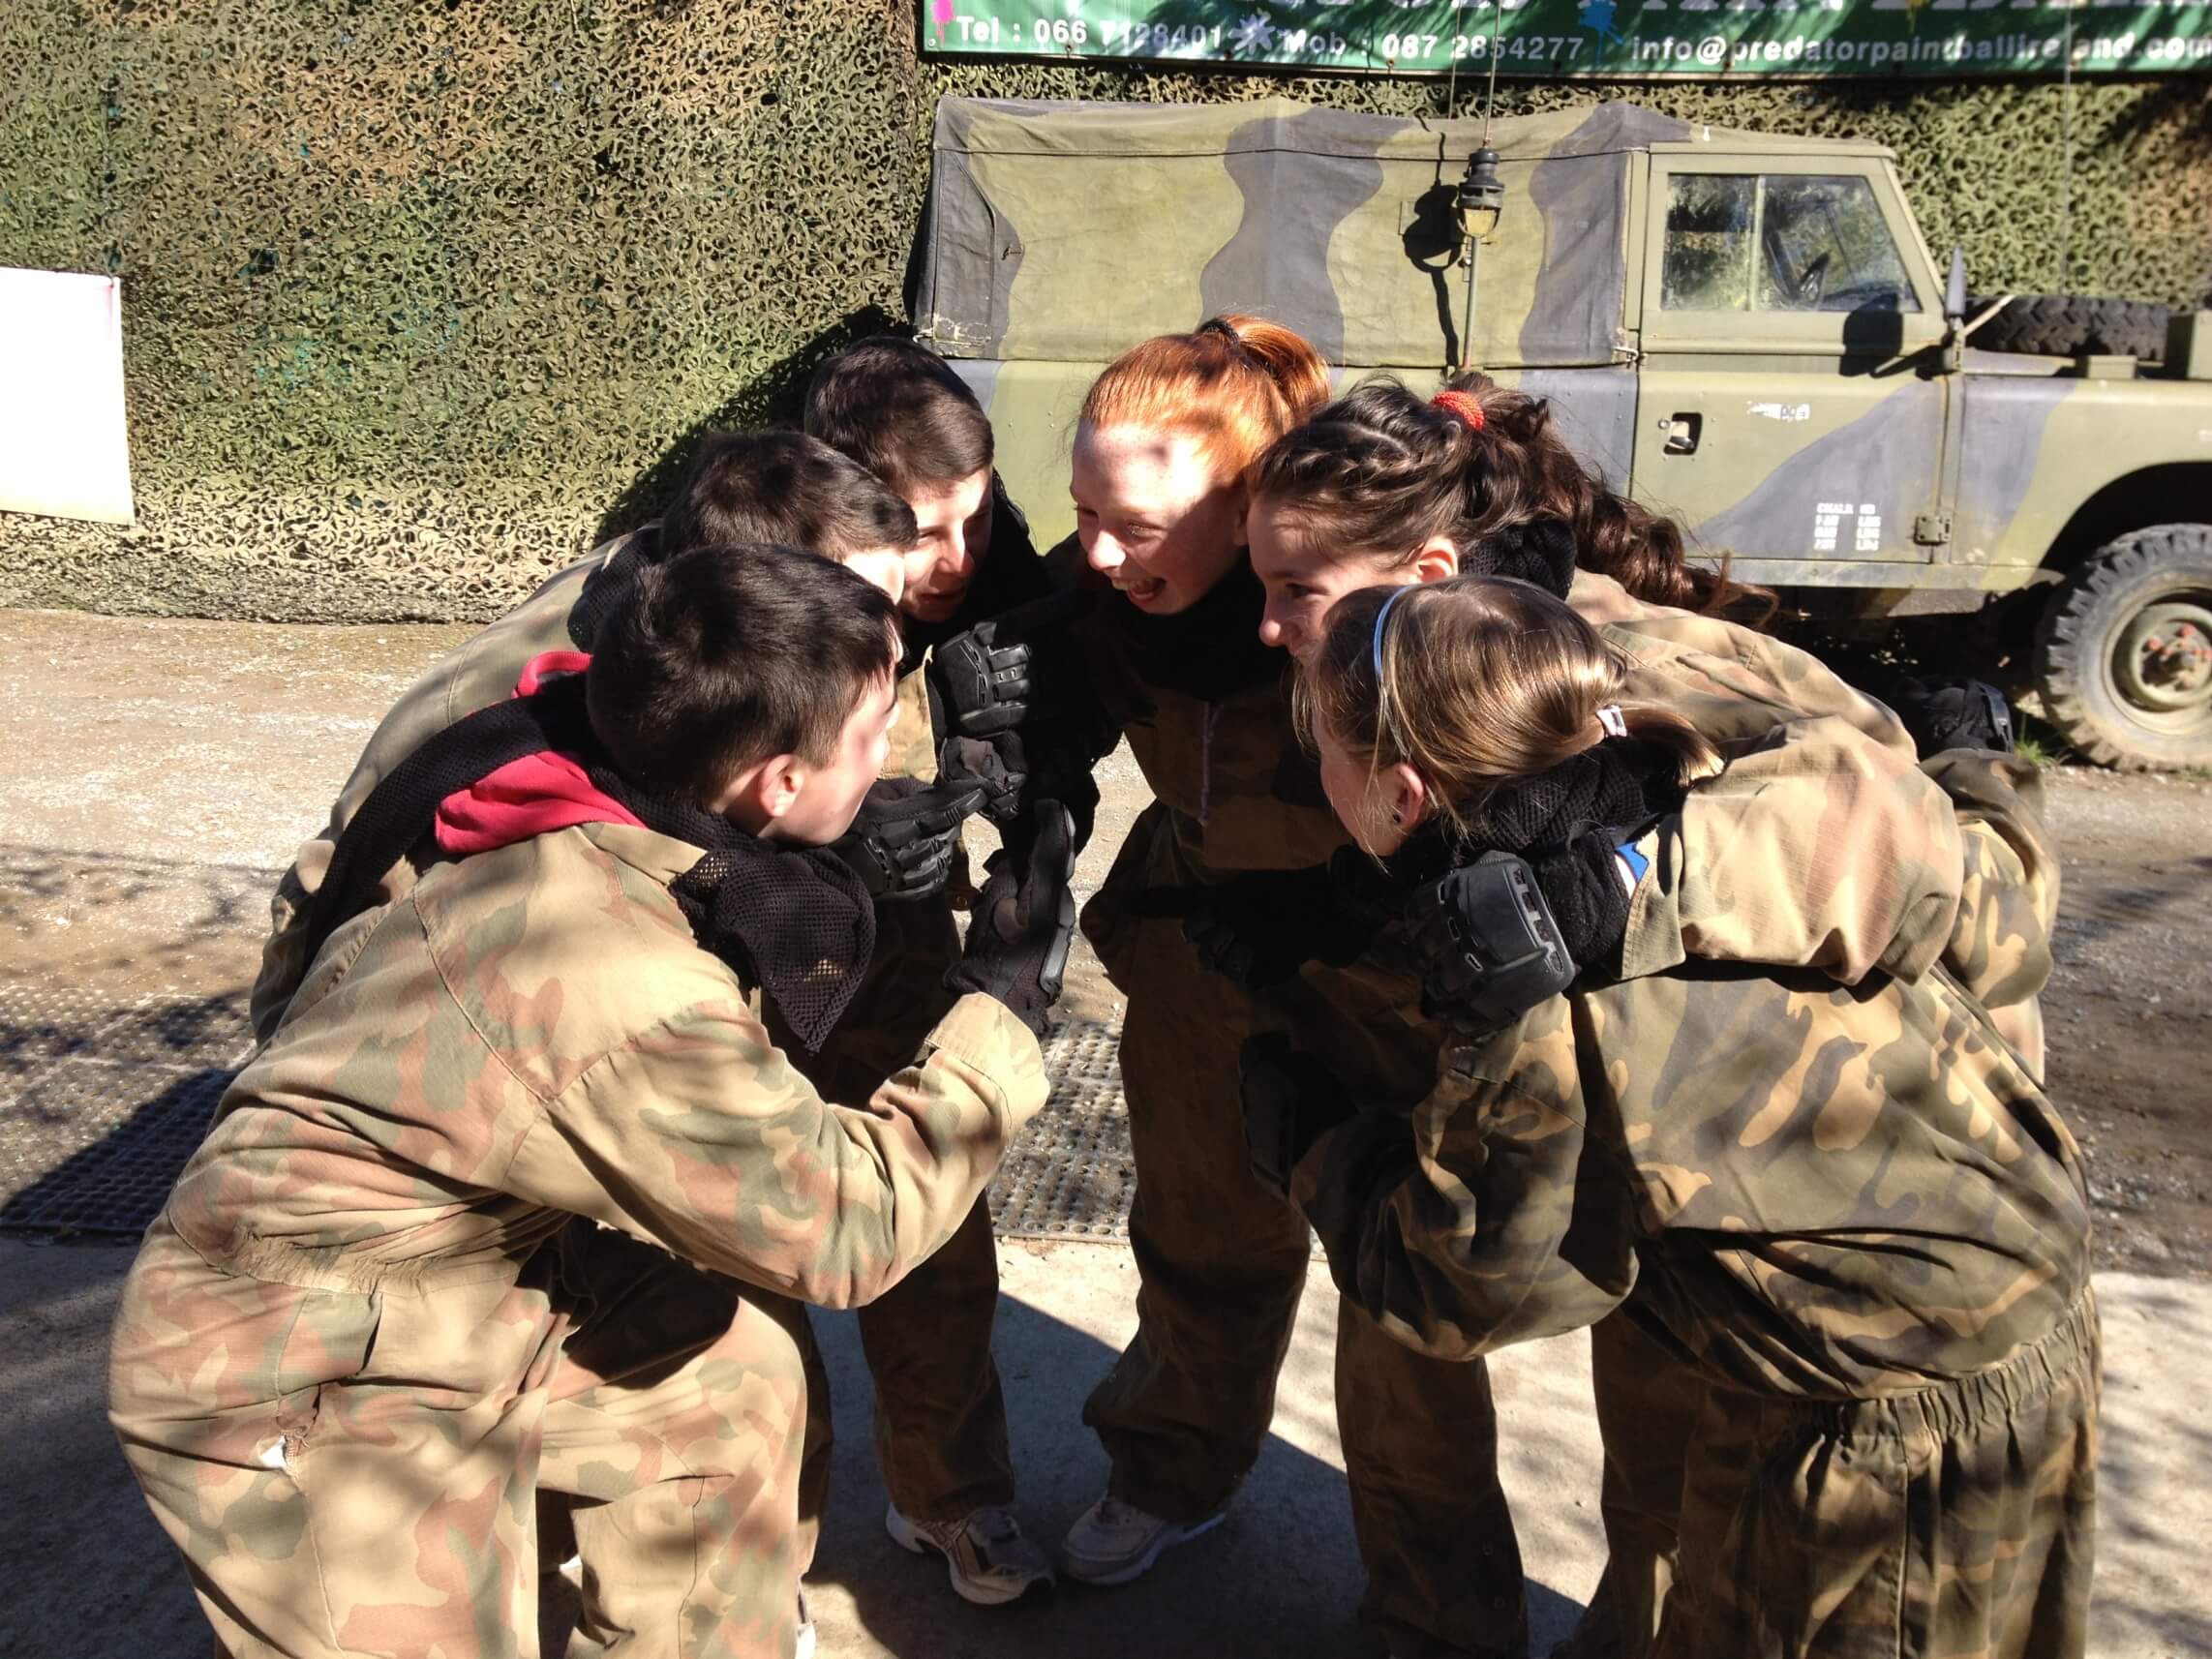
[794,1586,816,1659]
[1057,1495,1226,1586]
[886,1502,1056,1606]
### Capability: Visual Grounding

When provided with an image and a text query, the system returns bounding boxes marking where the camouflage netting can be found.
[2,0,2207,622]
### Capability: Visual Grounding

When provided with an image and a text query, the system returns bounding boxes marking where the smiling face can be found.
[900,466,994,623]
[1071,424,1248,616]
[1248,492,1465,665]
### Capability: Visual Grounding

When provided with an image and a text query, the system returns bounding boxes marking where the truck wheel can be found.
[1968,293,2170,361]
[2034,525,2212,770]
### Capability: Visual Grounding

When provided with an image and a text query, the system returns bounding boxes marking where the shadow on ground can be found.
[0,980,251,1238]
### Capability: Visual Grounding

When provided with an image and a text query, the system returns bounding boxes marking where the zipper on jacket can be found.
[1197,703,1221,827]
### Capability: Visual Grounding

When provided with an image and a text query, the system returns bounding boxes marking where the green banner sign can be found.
[920,0,2212,76]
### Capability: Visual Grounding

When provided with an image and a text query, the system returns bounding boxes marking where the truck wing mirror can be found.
[1944,246,1968,324]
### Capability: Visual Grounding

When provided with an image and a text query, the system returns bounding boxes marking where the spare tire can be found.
[1967,293,2170,360]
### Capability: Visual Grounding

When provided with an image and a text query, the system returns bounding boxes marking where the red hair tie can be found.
[1431,390,1486,432]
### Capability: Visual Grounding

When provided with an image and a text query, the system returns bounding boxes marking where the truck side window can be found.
[1757,175,1914,314]
[1661,174,1755,312]
[1661,172,1915,315]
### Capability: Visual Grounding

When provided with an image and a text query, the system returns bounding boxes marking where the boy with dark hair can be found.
[250,430,943,1041]
[796,335,1090,1603]
[661,430,922,602]
[112,544,1075,1659]
[804,334,1051,633]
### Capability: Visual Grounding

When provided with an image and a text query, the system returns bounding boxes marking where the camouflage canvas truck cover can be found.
[914,96,2212,769]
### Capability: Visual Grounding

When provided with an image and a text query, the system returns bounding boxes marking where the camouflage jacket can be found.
[1074,559,2009,1020]
[1293,803,2089,1399]
[249,531,647,1041]
[182,821,1046,1307]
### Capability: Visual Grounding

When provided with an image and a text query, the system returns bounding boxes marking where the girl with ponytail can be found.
[1246,372,1768,663]
[1276,573,2096,1659]
[1019,317,1542,1657]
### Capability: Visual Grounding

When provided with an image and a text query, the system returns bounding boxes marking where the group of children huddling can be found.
[108,319,2096,1659]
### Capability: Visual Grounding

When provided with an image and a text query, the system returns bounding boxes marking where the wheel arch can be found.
[2039,464,2212,580]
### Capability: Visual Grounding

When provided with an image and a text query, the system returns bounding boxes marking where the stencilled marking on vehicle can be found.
[1748,401,1812,423]
[1813,500,1884,554]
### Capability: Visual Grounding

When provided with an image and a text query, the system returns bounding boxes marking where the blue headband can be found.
[1371,586,1410,683]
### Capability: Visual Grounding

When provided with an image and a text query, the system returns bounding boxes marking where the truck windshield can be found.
[1662,173,1914,315]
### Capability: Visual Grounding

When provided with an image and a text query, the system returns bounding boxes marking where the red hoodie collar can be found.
[432,652,645,855]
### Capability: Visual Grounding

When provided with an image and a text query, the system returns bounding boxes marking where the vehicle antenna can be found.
[1481,0,1501,150]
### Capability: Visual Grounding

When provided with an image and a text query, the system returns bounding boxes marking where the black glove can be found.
[1406,849,1587,1035]
[942,725,1102,853]
[1890,675,2015,758]
[830,775,985,903]
[1133,857,1380,991]
[1238,1034,1354,1198]
[927,588,1090,740]
[944,801,1077,1038]
[940,733,1028,825]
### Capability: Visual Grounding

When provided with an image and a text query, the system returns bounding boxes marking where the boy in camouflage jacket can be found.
[108,547,1063,1659]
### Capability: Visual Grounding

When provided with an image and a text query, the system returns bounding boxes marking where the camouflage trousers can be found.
[778,890,1015,1525]
[110,1217,818,1659]
[1080,902,1530,1659]
[1550,1311,1703,1659]
[1647,1289,2101,1659]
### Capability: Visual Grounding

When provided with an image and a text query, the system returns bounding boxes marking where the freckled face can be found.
[1071,424,1246,617]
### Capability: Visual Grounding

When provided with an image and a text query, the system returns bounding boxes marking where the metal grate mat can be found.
[0,989,1142,1243]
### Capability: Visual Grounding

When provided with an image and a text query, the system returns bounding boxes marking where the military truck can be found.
[912,97,2212,769]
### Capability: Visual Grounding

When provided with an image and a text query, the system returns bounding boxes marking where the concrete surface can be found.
[2,607,2209,1658]
[6,1238,2208,1659]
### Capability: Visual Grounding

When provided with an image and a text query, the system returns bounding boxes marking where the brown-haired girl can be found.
[1248,372,1767,660]
[1274,575,2097,1659]
[1219,378,2057,1659]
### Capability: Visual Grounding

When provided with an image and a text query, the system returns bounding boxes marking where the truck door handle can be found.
[1662,413,1702,456]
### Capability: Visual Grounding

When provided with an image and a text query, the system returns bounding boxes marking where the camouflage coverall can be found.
[1293,836,2097,1659]
[1069,558,1975,1659]
[1555,582,2065,1659]
[112,821,1048,1659]
[250,514,1052,1536]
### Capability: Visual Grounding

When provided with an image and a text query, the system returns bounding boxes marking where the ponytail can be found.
[1616,702,1727,791]
[1439,372,1774,622]
[1207,316,1332,426]
[1083,314,1330,486]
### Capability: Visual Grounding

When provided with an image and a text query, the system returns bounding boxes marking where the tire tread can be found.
[2034,524,2212,770]
[1969,293,2170,361]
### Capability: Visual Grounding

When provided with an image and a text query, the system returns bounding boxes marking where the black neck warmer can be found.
[1458,517,1580,598]
[1120,555,1285,702]
[1463,742,1671,855]
[301,674,875,1053]
[1377,739,1682,978]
